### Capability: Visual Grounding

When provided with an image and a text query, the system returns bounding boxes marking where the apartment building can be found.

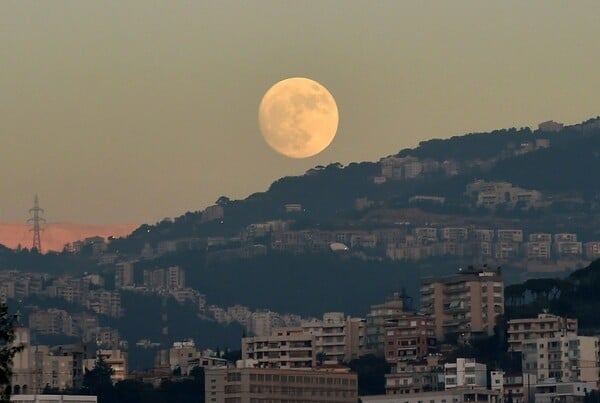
[385,355,444,395]
[467,180,543,210]
[495,241,520,260]
[241,328,316,369]
[420,267,504,340]
[345,317,366,361]
[441,228,468,242]
[555,241,583,258]
[301,312,365,363]
[444,358,487,389]
[114,262,134,288]
[498,229,524,243]
[413,228,437,243]
[31,345,73,392]
[473,229,494,242]
[366,292,410,353]
[491,371,532,403]
[205,366,358,403]
[527,242,552,260]
[507,313,578,353]
[529,233,552,243]
[383,314,436,364]
[167,266,185,290]
[10,396,97,403]
[554,234,578,243]
[520,333,599,387]
[143,268,166,290]
[534,380,591,403]
[361,388,501,403]
[87,290,123,318]
[585,242,600,260]
[29,309,74,336]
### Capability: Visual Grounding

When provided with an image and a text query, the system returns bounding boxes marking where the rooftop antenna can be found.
[28,195,45,252]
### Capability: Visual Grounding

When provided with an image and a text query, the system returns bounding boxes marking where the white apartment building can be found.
[527,242,551,259]
[554,233,578,243]
[521,333,599,388]
[497,229,524,243]
[241,328,316,369]
[441,228,468,242]
[555,242,583,258]
[507,313,578,353]
[495,241,520,259]
[467,180,543,210]
[585,242,600,260]
[444,358,487,389]
[529,233,552,243]
[302,313,346,363]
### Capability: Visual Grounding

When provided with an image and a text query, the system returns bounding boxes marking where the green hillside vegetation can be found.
[505,258,600,331]
[103,118,600,252]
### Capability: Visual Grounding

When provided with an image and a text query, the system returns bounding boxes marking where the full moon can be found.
[259,77,339,159]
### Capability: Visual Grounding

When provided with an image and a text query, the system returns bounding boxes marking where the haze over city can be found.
[2,1,600,225]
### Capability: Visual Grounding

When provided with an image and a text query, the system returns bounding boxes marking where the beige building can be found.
[467,180,543,210]
[444,358,487,389]
[301,312,364,364]
[29,309,74,336]
[31,345,74,393]
[497,229,524,243]
[527,241,551,259]
[441,228,468,242]
[10,396,97,403]
[361,388,501,403]
[585,242,600,260]
[507,313,578,353]
[385,355,444,395]
[114,262,134,288]
[168,340,228,374]
[529,233,552,243]
[555,241,583,258]
[490,371,532,403]
[205,366,358,403]
[420,267,504,340]
[241,328,316,369]
[365,292,410,353]
[521,333,599,388]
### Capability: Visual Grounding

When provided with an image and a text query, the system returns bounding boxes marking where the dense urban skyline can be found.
[2,1,600,224]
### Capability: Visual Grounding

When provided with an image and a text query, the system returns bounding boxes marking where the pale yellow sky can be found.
[1,1,599,224]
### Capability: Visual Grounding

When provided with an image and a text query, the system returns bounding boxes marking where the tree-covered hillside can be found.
[505,258,600,331]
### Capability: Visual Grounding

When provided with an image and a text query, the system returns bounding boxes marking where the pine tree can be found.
[0,302,24,403]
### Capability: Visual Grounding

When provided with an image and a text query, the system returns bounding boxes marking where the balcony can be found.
[443,285,470,295]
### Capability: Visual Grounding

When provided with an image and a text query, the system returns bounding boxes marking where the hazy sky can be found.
[2,1,600,224]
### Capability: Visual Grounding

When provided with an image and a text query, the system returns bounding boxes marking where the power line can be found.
[28,194,45,252]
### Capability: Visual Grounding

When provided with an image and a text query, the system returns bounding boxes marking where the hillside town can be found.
[5,264,600,402]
